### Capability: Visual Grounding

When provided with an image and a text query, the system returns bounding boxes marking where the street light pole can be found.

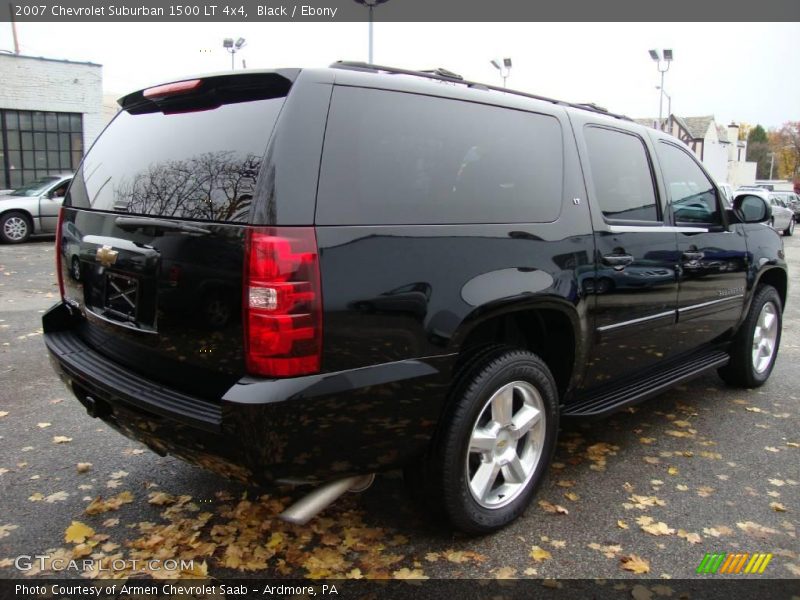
[490,58,512,88]
[223,37,246,71]
[353,0,390,63]
[656,85,671,130]
[649,49,673,131]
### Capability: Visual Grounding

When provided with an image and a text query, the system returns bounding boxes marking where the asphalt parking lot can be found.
[0,235,798,582]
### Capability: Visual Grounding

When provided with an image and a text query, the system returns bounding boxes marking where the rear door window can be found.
[316,86,564,225]
[583,126,659,222]
[67,75,289,223]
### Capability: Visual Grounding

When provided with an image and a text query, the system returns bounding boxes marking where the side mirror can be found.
[733,194,772,223]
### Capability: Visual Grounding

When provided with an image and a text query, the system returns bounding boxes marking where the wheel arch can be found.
[448,298,585,399]
[755,266,788,309]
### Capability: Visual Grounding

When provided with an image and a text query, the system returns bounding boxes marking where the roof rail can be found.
[330,61,632,122]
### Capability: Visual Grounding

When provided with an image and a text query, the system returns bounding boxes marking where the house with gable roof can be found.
[634,115,756,188]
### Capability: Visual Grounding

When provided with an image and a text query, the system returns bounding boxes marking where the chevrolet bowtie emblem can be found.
[95,245,119,267]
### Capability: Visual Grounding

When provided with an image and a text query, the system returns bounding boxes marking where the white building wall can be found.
[728,161,757,188]
[0,55,103,153]
[702,125,728,183]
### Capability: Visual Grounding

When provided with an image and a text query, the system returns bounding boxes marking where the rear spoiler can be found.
[118,69,300,114]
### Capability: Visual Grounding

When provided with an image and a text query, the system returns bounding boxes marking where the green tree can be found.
[748,124,768,144]
[746,124,771,178]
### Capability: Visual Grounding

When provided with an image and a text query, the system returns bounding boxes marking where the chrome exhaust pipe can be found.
[279,474,374,525]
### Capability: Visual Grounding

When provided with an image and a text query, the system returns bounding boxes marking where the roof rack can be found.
[330,61,632,122]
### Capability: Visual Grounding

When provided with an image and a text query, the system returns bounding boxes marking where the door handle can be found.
[601,253,635,268]
[682,251,705,261]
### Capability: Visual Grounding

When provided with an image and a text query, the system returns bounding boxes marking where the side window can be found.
[656,142,721,226]
[317,87,564,225]
[583,126,659,222]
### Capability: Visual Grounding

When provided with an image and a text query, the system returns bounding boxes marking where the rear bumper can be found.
[43,302,453,483]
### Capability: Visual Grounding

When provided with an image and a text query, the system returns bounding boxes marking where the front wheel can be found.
[406,347,559,534]
[784,219,795,237]
[0,211,31,244]
[718,285,782,388]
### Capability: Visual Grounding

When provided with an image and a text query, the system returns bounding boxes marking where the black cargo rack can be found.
[331,61,632,122]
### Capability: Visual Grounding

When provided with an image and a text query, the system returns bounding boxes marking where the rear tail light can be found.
[243,227,322,377]
[55,207,65,299]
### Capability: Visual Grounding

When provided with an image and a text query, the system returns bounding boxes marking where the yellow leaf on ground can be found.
[632,584,654,600]
[538,500,569,515]
[392,568,428,579]
[65,521,95,544]
[620,554,651,574]
[0,524,19,539]
[617,520,629,529]
[677,529,702,544]
[76,463,92,473]
[769,502,786,512]
[44,491,69,503]
[85,491,134,515]
[36,423,51,429]
[493,566,517,579]
[564,492,579,502]
[641,521,675,536]
[530,546,552,562]
[147,491,177,506]
[52,436,72,444]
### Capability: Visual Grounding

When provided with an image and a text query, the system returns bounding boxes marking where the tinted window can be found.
[583,126,658,222]
[316,87,563,225]
[68,95,285,223]
[657,142,720,225]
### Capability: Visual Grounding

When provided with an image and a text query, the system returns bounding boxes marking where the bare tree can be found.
[114,151,261,221]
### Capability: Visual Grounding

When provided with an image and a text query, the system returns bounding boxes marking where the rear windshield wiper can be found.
[114,216,210,235]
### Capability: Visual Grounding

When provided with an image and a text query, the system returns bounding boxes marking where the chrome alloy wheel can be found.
[752,301,778,374]
[466,380,545,509]
[3,216,29,242]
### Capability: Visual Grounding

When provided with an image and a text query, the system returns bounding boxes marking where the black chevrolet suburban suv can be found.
[43,63,788,533]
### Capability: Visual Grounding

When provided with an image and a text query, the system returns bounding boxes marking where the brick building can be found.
[0,53,103,190]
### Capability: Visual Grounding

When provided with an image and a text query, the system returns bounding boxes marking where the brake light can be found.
[244,227,322,377]
[55,207,65,299]
[143,79,202,99]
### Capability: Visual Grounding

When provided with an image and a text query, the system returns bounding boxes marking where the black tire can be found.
[0,211,32,244]
[784,219,795,237]
[405,346,559,534]
[718,285,782,388]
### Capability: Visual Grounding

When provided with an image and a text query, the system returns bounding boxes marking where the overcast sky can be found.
[2,22,798,129]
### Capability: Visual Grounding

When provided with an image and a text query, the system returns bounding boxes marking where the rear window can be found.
[316,86,564,225]
[67,76,288,223]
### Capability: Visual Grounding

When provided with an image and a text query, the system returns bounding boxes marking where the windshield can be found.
[10,176,61,196]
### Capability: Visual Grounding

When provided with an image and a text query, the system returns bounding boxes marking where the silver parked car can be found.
[0,174,72,243]
[734,188,794,236]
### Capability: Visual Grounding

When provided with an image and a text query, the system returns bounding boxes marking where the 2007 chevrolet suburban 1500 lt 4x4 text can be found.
[43,63,788,533]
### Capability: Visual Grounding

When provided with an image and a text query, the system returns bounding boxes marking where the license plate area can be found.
[103,272,140,322]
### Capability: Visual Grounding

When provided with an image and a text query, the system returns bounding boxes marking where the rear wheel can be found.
[718,285,782,388]
[0,211,32,244]
[405,347,559,534]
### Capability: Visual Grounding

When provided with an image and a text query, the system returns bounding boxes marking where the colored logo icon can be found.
[697,552,773,574]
